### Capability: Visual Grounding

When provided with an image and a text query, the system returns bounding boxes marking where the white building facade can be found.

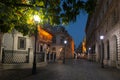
[0,27,52,69]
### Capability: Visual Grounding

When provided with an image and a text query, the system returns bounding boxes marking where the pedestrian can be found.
[73,52,77,64]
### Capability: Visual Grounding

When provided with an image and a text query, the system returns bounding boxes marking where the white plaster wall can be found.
[95,43,100,62]
[2,31,34,64]
[13,32,32,51]
[2,33,13,50]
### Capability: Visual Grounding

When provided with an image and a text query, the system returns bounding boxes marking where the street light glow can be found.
[34,15,40,22]
[100,35,104,40]
[64,40,67,44]
[89,48,91,50]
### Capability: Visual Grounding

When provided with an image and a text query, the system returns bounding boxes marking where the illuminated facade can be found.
[86,0,120,68]
[38,26,52,43]
[81,38,87,59]
[36,26,53,63]
[76,38,87,59]
[82,38,86,54]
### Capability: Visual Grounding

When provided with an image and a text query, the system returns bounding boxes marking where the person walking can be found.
[73,52,77,64]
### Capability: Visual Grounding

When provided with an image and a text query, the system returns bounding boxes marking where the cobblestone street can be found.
[1,59,120,80]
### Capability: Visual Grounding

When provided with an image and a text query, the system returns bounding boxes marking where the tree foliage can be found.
[0,0,96,35]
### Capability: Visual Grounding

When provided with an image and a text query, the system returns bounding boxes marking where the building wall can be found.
[103,24,120,67]
[71,39,75,58]
[1,31,34,64]
[86,0,120,68]
[50,27,74,61]
[2,32,33,51]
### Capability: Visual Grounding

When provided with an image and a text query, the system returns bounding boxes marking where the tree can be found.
[0,0,96,35]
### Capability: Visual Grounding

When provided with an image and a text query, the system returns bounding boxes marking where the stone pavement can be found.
[1,59,120,80]
[0,68,32,80]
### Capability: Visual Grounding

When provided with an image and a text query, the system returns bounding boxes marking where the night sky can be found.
[65,13,88,48]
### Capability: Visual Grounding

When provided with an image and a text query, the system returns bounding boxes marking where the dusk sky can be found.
[65,12,88,48]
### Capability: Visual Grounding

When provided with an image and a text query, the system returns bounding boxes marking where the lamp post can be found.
[88,47,91,60]
[32,15,40,74]
[100,35,104,68]
[63,40,67,64]
[11,29,15,60]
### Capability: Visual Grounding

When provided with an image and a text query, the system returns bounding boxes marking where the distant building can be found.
[76,42,82,54]
[46,26,75,62]
[82,38,86,54]
[85,0,120,68]
[76,38,87,59]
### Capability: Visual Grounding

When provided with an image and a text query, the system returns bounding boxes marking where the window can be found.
[112,9,118,25]
[18,37,26,50]
[60,36,64,44]
[40,45,43,52]
[52,36,56,43]
[60,39,63,44]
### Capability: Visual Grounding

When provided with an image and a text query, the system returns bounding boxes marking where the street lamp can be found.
[63,40,67,64]
[100,35,104,68]
[32,15,40,74]
[89,47,91,51]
